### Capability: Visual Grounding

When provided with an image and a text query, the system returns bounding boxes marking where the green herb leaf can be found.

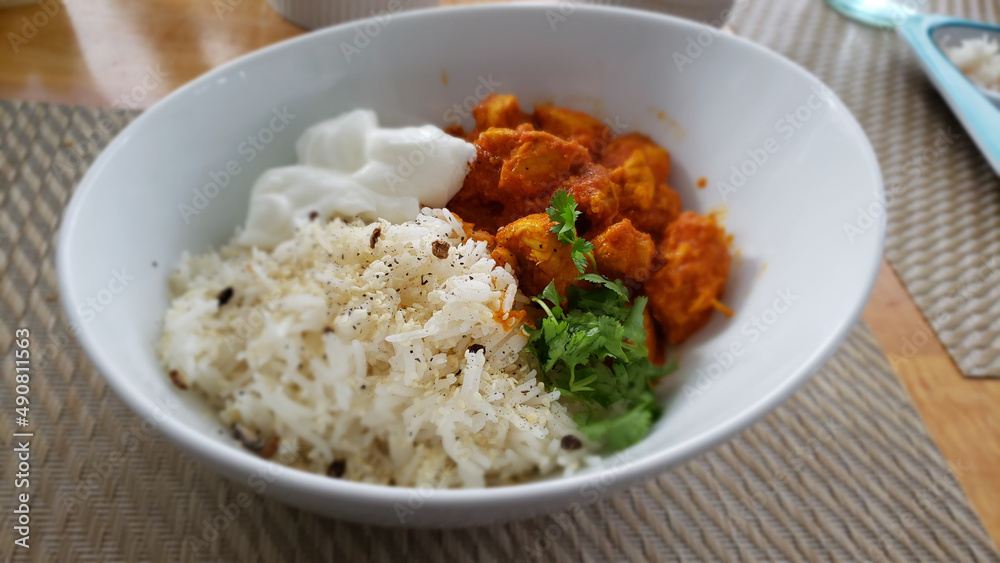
[546,190,581,246]
[538,281,562,306]
[526,192,677,452]
[576,274,630,299]
[546,189,594,274]
[577,400,656,450]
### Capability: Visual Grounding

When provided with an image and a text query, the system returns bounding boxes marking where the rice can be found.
[944,34,1000,93]
[158,208,598,488]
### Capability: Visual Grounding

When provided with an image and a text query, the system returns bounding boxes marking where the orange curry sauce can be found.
[445,94,732,364]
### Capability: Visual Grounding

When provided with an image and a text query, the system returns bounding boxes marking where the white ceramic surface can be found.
[56,5,885,527]
[267,0,436,29]
[268,0,736,30]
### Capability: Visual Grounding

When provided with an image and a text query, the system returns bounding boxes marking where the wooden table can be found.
[2,0,997,548]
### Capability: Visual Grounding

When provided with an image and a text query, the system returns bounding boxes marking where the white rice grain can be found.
[159,209,595,487]
[945,34,1000,92]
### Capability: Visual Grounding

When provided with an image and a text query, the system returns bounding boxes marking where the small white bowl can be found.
[268,0,737,29]
[57,5,884,527]
[267,0,437,29]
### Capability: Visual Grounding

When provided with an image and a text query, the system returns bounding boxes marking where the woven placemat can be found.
[735,0,1000,377]
[1,0,999,559]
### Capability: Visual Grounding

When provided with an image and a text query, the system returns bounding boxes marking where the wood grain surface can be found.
[1,0,996,549]
[863,261,1000,547]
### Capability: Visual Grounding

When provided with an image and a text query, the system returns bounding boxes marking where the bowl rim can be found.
[56,2,885,514]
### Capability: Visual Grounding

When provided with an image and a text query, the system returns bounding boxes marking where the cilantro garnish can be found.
[546,191,596,274]
[525,191,676,451]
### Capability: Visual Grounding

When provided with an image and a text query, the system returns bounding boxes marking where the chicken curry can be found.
[445,94,732,363]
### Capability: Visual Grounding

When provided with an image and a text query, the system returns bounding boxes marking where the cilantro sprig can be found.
[526,191,675,451]
[545,190,626,297]
[546,190,596,274]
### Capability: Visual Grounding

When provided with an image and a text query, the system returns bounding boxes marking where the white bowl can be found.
[57,4,884,527]
[268,0,736,29]
[266,0,438,29]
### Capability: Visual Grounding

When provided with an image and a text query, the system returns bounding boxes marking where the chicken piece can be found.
[601,133,671,184]
[493,213,580,296]
[447,128,590,233]
[644,212,731,344]
[500,130,589,198]
[470,94,531,136]
[445,128,521,232]
[591,219,656,284]
[607,149,682,238]
[561,163,621,234]
[534,105,611,159]
[610,149,656,210]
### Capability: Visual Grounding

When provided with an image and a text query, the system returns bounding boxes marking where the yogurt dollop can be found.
[239,109,477,248]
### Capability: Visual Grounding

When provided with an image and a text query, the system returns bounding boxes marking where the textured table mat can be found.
[2,0,1000,559]
[736,0,1000,377]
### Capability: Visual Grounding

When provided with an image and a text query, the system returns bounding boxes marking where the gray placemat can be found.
[735,0,1000,377]
[0,96,997,560]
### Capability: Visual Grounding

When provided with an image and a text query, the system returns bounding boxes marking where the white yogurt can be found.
[239,109,476,248]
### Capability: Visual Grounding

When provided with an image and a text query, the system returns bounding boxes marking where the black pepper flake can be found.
[431,240,450,259]
[217,287,234,306]
[561,435,582,451]
[328,460,347,478]
[309,210,319,221]
[370,226,382,248]
[467,344,485,355]
[360,384,367,390]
